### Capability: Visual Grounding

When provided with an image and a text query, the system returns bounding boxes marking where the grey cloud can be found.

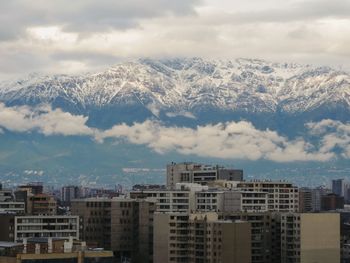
[0,50,50,75]
[209,0,350,25]
[50,51,121,66]
[0,0,349,79]
[0,0,200,40]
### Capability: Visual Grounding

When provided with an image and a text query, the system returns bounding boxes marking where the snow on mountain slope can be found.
[0,58,349,117]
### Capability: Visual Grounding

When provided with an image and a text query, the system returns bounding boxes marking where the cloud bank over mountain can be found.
[1,0,350,79]
[0,103,94,136]
[1,103,349,163]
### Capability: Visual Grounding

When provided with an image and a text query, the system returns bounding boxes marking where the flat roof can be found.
[0,241,22,248]
[25,237,66,244]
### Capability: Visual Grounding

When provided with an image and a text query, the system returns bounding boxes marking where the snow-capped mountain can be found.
[0,57,349,133]
[0,57,350,186]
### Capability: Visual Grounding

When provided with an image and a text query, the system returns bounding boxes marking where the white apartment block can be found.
[14,215,80,241]
[240,191,268,212]
[195,189,268,213]
[131,183,208,213]
[132,182,269,213]
[146,190,191,213]
[237,181,299,212]
[0,201,25,214]
[195,190,224,212]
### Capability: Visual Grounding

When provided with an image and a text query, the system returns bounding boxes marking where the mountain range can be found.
[0,58,349,186]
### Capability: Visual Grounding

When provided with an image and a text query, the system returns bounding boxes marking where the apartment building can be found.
[153,212,251,263]
[71,197,156,263]
[219,212,274,263]
[131,183,267,213]
[166,162,243,188]
[237,181,299,212]
[298,188,312,212]
[130,183,206,213]
[299,187,330,212]
[280,213,340,263]
[27,193,57,215]
[0,201,25,214]
[0,185,13,202]
[194,189,266,212]
[14,215,79,241]
[17,183,44,195]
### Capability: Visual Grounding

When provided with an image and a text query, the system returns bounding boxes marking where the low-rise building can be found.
[0,202,25,214]
[0,238,113,263]
[14,215,79,241]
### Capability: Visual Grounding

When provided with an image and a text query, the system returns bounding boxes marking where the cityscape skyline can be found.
[0,162,348,262]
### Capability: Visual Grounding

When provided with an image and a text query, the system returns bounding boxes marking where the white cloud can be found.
[1,103,349,162]
[166,111,196,119]
[146,102,161,118]
[0,103,95,136]
[307,119,350,158]
[98,120,336,162]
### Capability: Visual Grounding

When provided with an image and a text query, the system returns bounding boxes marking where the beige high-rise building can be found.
[71,197,156,263]
[220,211,274,263]
[153,212,251,263]
[280,213,340,263]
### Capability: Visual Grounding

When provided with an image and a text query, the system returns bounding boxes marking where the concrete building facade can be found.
[14,215,79,241]
[280,213,340,263]
[61,185,80,206]
[166,162,243,188]
[71,198,156,263]
[153,212,251,263]
[0,202,25,214]
[237,181,299,212]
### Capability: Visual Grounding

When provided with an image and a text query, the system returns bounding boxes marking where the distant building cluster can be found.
[0,163,348,263]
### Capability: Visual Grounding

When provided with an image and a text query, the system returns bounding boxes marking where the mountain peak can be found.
[0,58,349,129]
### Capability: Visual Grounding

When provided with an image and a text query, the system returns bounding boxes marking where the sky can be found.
[0,0,350,80]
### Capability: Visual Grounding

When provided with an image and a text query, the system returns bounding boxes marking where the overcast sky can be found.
[0,0,349,79]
